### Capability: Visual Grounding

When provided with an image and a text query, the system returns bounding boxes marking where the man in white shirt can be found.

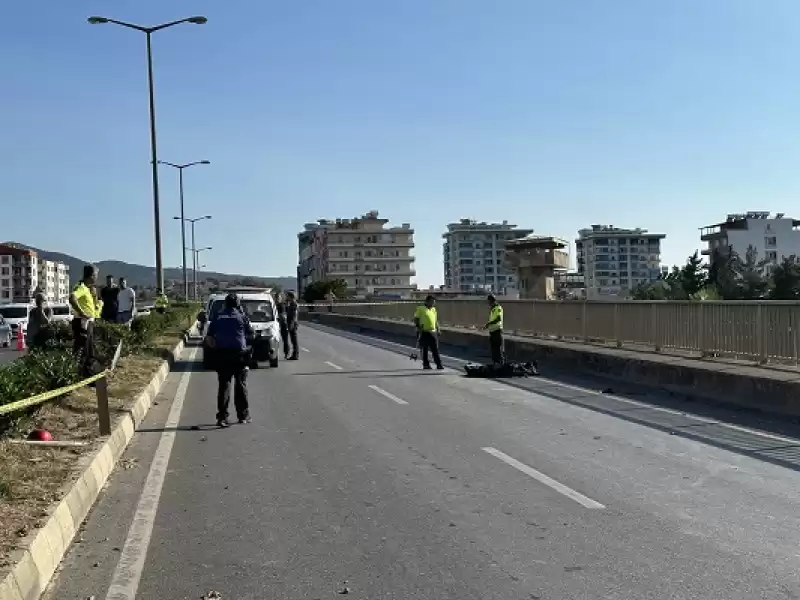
[116,277,136,326]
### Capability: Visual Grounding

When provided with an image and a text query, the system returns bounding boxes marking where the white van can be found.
[200,290,281,369]
[0,303,32,338]
[50,303,73,324]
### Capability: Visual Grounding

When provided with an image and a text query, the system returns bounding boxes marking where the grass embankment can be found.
[0,304,198,567]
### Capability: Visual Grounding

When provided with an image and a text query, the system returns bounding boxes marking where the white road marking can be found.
[483,447,605,510]
[310,326,800,447]
[301,347,310,352]
[368,384,409,405]
[105,347,198,600]
[325,360,343,370]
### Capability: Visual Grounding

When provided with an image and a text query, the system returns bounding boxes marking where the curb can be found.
[0,339,187,600]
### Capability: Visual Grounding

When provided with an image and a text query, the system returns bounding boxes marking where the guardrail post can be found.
[613,303,622,348]
[651,302,660,352]
[757,303,767,364]
[96,375,111,436]
[581,301,588,342]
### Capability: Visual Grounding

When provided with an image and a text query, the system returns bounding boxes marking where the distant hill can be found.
[5,243,295,291]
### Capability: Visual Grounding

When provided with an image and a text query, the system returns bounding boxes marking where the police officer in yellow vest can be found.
[69,264,102,376]
[413,295,443,370]
[155,288,169,314]
[483,293,505,364]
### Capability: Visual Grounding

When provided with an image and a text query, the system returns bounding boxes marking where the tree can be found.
[679,251,706,298]
[737,245,769,300]
[706,247,740,300]
[769,255,800,299]
[302,279,349,303]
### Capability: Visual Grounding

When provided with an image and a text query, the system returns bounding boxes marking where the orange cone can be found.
[16,326,25,351]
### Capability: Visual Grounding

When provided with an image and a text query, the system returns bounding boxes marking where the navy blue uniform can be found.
[207,307,253,423]
[285,300,299,359]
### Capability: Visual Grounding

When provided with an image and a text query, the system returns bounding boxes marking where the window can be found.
[765,236,777,248]
[767,251,778,262]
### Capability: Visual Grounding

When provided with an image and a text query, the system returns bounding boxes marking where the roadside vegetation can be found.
[631,247,800,301]
[0,304,198,567]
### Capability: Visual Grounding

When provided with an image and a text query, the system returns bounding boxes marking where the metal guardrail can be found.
[0,341,123,435]
[307,300,800,366]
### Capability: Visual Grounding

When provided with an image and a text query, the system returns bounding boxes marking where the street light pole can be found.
[87,15,208,292]
[159,161,210,300]
[187,245,212,300]
[175,215,211,300]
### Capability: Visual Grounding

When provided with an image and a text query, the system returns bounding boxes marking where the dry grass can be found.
[0,332,182,567]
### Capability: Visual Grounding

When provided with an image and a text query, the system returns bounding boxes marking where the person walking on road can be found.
[100,275,119,322]
[285,291,299,360]
[414,295,443,370]
[69,265,101,377]
[483,293,505,365]
[275,292,291,359]
[116,277,136,326]
[205,293,254,427]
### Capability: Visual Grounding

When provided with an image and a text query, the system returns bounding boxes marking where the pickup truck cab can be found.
[201,290,281,369]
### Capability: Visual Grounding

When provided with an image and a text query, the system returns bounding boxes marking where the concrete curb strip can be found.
[0,340,186,600]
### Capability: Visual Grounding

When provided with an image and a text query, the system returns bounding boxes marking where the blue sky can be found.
[4,0,800,287]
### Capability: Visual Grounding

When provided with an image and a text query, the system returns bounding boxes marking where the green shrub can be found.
[0,306,195,416]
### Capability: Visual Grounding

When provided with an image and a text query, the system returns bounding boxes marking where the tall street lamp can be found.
[159,160,210,300]
[186,246,213,300]
[175,215,211,299]
[87,15,208,292]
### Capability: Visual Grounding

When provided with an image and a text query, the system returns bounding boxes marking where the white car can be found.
[0,316,11,347]
[0,303,32,339]
[200,291,281,369]
[49,303,73,324]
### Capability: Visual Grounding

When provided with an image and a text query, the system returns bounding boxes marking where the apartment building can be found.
[0,244,39,304]
[297,211,416,298]
[37,259,70,303]
[699,211,800,266]
[575,225,665,298]
[442,219,533,293]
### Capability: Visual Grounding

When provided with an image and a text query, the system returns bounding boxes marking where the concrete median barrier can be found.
[303,311,800,419]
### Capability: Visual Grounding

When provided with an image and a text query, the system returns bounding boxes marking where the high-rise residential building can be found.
[699,211,800,266]
[297,211,416,298]
[575,225,665,298]
[0,244,39,304]
[442,219,533,293]
[36,259,70,303]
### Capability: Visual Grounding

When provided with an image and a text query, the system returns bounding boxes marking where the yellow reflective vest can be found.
[488,303,503,332]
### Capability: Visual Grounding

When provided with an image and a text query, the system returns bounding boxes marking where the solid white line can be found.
[324,360,343,370]
[309,326,800,447]
[368,384,409,405]
[483,447,605,510]
[301,347,310,352]
[105,347,198,600]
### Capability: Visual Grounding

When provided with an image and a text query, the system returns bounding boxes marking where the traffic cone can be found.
[16,326,25,351]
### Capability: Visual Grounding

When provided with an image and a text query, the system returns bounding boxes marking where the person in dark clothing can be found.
[27,293,52,350]
[100,275,119,322]
[285,291,299,360]
[206,293,254,427]
[275,293,290,359]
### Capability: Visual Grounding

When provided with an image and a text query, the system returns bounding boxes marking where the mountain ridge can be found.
[4,243,295,291]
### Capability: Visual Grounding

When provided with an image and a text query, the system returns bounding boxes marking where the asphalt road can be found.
[0,347,19,366]
[43,324,800,599]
